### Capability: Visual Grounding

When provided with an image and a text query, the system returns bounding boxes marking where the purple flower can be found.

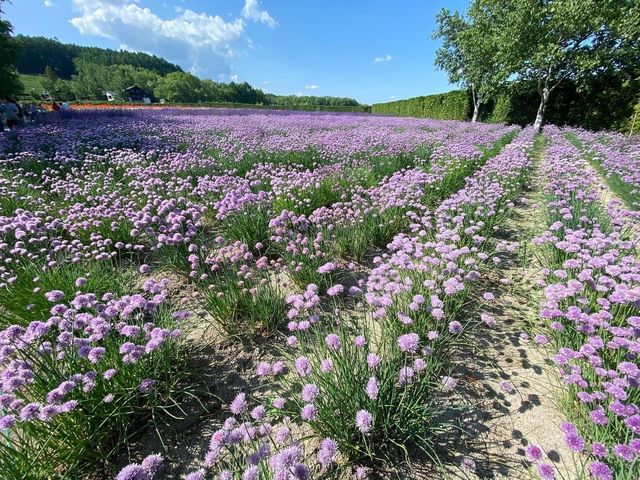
[441,376,457,392]
[536,463,555,480]
[565,431,584,452]
[525,444,543,462]
[301,384,319,402]
[591,442,607,458]
[588,461,612,480]
[242,466,259,480]
[366,353,380,369]
[138,378,155,393]
[589,407,608,426]
[250,405,265,420]
[115,464,149,480]
[230,392,247,415]
[326,284,344,296]
[44,290,64,302]
[365,377,379,400]
[355,409,373,433]
[295,356,312,377]
[353,335,367,348]
[317,438,338,467]
[460,457,476,471]
[301,403,317,421]
[218,471,232,480]
[448,321,463,334]
[320,359,333,372]
[325,333,341,350]
[140,454,164,475]
[499,380,515,394]
[184,471,205,480]
[355,466,370,479]
[0,415,15,430]
[534,334,549,345]
[397,333,420,353]
[139,264,151,274]
[612,444,634,462]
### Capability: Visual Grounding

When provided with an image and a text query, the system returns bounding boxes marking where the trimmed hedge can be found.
[371,90,470,120]
[373,74,639,131]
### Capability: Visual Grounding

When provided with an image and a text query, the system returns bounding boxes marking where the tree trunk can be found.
[471,97,481,123]
[470,85,481,123]
[533,86,550,133]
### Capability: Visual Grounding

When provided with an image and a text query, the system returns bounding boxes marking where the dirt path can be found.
[443,145,582,480]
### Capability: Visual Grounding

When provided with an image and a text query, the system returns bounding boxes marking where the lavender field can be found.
[0,109,638,480]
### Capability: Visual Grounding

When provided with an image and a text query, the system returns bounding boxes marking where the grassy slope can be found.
[19,73,42,95]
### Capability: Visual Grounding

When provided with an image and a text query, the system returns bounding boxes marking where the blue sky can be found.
[5,0,469,104]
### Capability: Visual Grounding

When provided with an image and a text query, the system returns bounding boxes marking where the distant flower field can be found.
[0,109,637,479]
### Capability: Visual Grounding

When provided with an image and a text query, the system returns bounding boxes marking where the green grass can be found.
[19,73,43,97]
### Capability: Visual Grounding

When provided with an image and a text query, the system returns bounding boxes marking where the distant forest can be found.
[13,35,363,107]
[14,35,183,78]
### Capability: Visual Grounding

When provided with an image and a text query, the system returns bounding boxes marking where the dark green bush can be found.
[371,90,471,120]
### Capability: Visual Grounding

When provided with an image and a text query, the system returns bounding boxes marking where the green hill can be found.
[19,74,42,95]
[13,35,183,79]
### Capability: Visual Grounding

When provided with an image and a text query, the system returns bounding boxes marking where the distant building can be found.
[105,91,115,102]
[125,86,152,103]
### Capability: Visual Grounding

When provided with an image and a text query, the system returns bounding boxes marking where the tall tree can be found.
[474,0,639,131]
[40,65,58,94]
[0,1,21,98]
[154,71,202,103]
[433,8,501,122]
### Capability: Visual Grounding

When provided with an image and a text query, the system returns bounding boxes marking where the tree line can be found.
[13,35,183,78]
[0,1,20,98]
[32,62,362,107]
[3,32,361,107]
[433,0,639,131]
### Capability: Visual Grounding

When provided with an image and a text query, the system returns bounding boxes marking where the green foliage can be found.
[0,302,188,480]
[153,71,202,103]
[623,100,640,135]
[373,75,639,131]
[433,7,502,120]
[0,260,136,327]
[468,0,639,129]
[219,204,273,254]
[198,261,287,337]
[371,90,471,120]
[266,94,362,108]
[10,36,367,108]
[0,5,22,99]
[13,35,182,78]
[70,59,160,101]
[278,322,450,467]
[18,73,41,97]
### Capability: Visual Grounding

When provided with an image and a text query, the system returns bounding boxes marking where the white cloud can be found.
[230,74,239,82]
[305,84,319,90]
[241,0,277,28]
[69,0,277,76]
[389,95,396,100]
[374,53,393,64]
[44,0,54,6]
[262,80,270,85]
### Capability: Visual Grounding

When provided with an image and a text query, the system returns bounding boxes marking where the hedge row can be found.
[372,75,639,132]
[371,90,471,120]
